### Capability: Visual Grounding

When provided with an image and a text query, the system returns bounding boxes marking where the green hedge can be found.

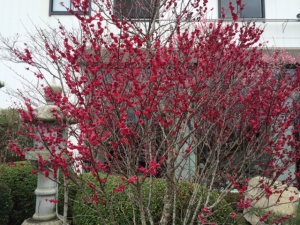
[57,179,78,221]
[0,108,33,164]
[0,182,13,225]
[250,202,300,225]
[72,174,235,225]
[0,161,78,224]
[222,192,242,213]
[0,162,36,225]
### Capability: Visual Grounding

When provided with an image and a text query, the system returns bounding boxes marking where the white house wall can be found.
[0,0,82,108]
[263,0,300,48]
[0,0,82,38]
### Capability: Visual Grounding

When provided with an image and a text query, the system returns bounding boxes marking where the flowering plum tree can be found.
[1,0,300,224]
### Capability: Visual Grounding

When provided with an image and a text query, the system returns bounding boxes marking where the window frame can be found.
[49,0,91,16]
[218,0,265,19]
[113,0,159,21]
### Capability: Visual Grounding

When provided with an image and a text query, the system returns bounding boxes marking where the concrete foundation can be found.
[22,218,62,225]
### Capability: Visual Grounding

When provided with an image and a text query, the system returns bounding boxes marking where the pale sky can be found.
[0,62,23,108]
[0,60,40,109]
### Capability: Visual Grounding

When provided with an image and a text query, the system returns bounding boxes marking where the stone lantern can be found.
[22,82,66,225]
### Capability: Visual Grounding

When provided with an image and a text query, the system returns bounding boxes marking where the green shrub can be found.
[0,161,36,225]
[72,174,235,225]
[0,108,33,164]
[58,179,78,221]
[286,216,300,225]
[250,204,300,225]
[0,182,13,225]
[222,192,242,213]
[286,201,300,224]
[0,161,78,224]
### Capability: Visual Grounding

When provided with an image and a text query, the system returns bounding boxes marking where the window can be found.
[219,0,264,19]
[49,0,91,16]
[114,0,158,19]
[285,64,297,77]
[280,64,299,84]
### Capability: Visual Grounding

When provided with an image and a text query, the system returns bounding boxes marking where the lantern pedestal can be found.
[21,82,65,225]
[21,164,62,225]
[22,218,62,225]
[33,171,57,221]
[21,170,62,225]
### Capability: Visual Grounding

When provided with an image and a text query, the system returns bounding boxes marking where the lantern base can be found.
[22,218,62,225]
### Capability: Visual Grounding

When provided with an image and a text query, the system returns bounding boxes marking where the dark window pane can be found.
[114,0,155,19]
[50,0,91,15]
[286,68,296,77]
[241,0,263,18]
[135,0,152,18]
[52,0,71,11]
[219,0,234,18]
[219,0,264,18]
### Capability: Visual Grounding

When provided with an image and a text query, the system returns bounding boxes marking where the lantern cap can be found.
[44,79,62,104]
[34,79,62,122]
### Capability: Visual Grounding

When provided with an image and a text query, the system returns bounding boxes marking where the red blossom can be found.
[229,212,236,218]
[127,175,138,184]
[114,185,125,193]
[44,170,49,178]
[259,211,271,222]
[201,207,212,215]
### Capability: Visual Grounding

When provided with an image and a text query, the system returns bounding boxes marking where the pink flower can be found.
[114,185,125,193]
[198,215,208,224]
[229,212,236,218]
[201,207,212,215]
[127,175,138,184]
